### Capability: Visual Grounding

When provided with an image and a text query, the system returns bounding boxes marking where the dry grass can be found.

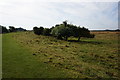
[91,31,120,34]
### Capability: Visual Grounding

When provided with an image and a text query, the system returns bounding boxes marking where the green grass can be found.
[2,31,119,78]
[0,34,2,79]
[2,33,79,78]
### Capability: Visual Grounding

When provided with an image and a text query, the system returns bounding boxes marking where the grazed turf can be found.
[0,34,2,79]
[2,31,119,78]
[3,33,81,78]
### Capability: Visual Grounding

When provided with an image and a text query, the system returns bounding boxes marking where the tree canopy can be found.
[32,21,95,41]
[0,25,9,33]
[50,21,95,41]
[33,26,44,35]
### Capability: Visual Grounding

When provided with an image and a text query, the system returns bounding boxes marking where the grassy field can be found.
[0,34,2,79]
[2,31,119,78]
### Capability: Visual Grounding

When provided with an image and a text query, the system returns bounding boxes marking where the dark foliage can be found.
[16,28,26,31]
[43,28,51,36]
[33,27,39,35]
[55,24,60,27]
[63,20,67,27]
[0,25,9,33]
[115,29,120,31]
[39,27,44,34]
[33,26,44,35]
[9,26,16,32]
[33,21,95,41]
[51,21,95,41]
[50,26,54,30]
[51,24,72,40]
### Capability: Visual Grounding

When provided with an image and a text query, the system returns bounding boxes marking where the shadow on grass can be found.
[68,40,104,45]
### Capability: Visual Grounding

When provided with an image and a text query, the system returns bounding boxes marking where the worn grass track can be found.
[2,33,77,78]
[2,31,119,78]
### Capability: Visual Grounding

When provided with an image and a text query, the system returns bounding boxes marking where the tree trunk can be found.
[78,36,81,41]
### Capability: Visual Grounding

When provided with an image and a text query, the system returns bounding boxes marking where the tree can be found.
[51,24,73,41]
[50,26,54,30]
[33,27,40,35]
[67,24,78,37]
[58,27,72,41]
[63,20,67,27]
[0,25,9,33]
[9,26,16,32]
[39,27,44,34]
[51,24,64,39]
[55,24,60,27]
[115,29,120,31]
[33,26,44,35]
[73,27,93,41]
[66,24,94,41]
[43,28,51,36]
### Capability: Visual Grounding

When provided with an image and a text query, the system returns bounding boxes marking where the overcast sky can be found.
[0,0,119,30]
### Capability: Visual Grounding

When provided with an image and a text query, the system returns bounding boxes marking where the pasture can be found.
[2,31,119,78]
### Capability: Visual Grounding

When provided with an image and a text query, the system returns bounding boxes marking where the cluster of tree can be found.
[33,26,51,36]
[51,21,94,41]
[0,25,26,33]
[115,29,120,31]
[9,26,16,32]
[0,25,9,33]
[33,21,95,41]
[9,26,26,32]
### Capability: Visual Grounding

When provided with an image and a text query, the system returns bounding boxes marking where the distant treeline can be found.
[0,25,26,33]
[90,29,120,32]
[33,21,95,41]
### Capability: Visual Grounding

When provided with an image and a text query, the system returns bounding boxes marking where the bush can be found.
[33,27,40,35]
[0,25,9,33]
[33,27,44,35]
[9,26,16,32]
[51,24,73,40]
[43,28,51,36]
[51,21,95,41]
[33,21,95,41]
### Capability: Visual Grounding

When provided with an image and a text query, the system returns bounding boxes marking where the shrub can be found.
[43,28,51,36]
[0,25,9,33]
[9,26,16,32]
[33,26,44,35]
[51,21,95,41]
[51,24,73,40]
[33,27,40,35]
